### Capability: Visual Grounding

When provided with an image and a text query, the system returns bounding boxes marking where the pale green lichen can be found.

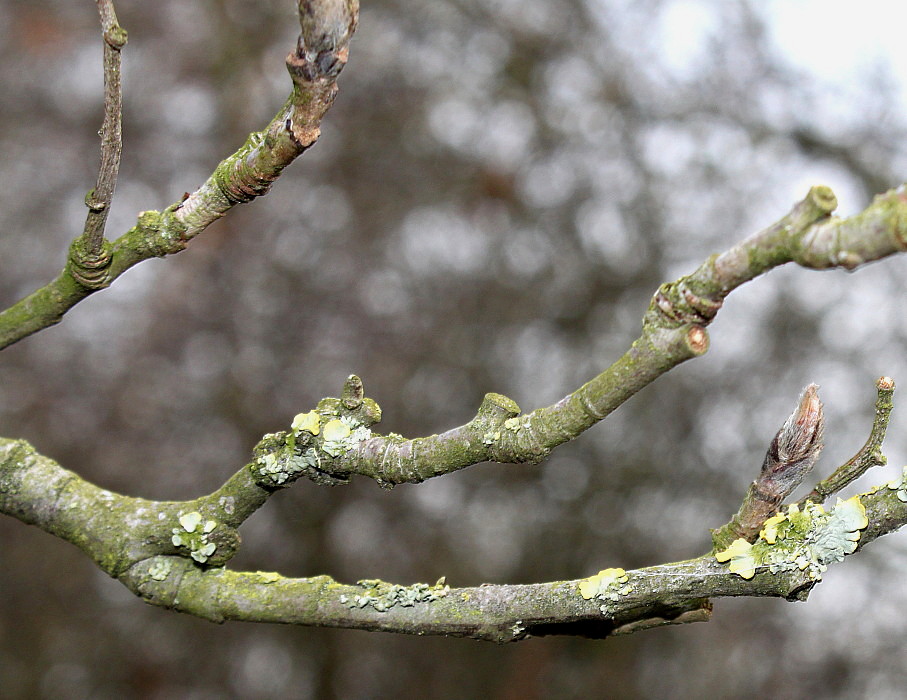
[339,578,450,612]
[714,538,758,579]
[809,497,867,563]
[255,407,374,488]
[171,511,219,563]
[322,419,350,441]
[578,568,633,613]
[482,431,500,445]
[256,430,324,487]
[887,465,907,502]
[716,496,869,580]
[321,415,372,457]
[503,416,532,432]
[178,512,202,532]
[255,433,303,486]
[148,559,173,581]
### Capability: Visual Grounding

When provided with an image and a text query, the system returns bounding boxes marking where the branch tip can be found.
[763,383,825,495]
[686,325,709,355]
[291,0,359,80]
[806,185,838,215]
[478,393,521,421]
[781,385,823,452]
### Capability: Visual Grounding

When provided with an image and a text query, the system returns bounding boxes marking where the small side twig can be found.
[72,0,127,287]
[802,376,895,505]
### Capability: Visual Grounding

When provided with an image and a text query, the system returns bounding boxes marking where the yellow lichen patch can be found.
[760,512,787,544]
[715,538,751,562]
[715,538,757,579]
[579,567,628,600]
[255,571,283,583]
[322,419,351,442]
[292,411,321,435]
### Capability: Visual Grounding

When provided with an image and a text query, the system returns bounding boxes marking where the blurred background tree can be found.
[2,0,907,697]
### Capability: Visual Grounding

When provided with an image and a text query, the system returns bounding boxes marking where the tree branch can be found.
[4,3,907,643]
[5,431,905,642]
[3,185,907,639]
[257,186,907,489]
[0,0,359,350]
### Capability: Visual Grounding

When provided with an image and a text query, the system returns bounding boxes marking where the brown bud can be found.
[341,374,364,410]
[759,384,825,499]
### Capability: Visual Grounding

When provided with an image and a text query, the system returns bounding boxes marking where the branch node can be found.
[103,24,128,50]
[477,393,521,423]
[648,280,723,329]
[212,133,279,205]
[84,188,108,212]
[68,238,113,290]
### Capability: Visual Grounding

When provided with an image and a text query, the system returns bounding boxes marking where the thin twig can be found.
[802,376,895,504]
[73,1,127,284]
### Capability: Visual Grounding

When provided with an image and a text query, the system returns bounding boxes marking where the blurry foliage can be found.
[2,0,907,697]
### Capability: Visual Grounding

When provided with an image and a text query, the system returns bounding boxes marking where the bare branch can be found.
[0,371,904,641]
[0,0,359,350]
[260,186,907,489]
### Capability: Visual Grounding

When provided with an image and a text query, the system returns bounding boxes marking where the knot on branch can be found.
[251,374,382,489]
[474,394,551,464]
[103,25,128,50]
[488,414,552,465]
[68,237,112,290]
[648,272,724,329]
[794,187,906,271]
[213,133,281,205]
[128,207,189,257]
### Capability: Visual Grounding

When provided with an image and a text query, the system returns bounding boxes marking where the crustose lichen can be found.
[339,578,450,612]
